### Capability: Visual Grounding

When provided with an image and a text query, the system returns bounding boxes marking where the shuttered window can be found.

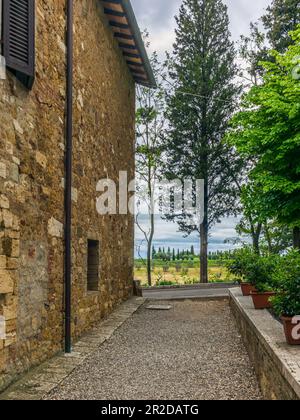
[3,0,35,89]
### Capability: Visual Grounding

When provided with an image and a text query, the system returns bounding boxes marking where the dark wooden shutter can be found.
[3,0,35,89]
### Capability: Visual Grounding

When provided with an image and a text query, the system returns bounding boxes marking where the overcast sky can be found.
[131,0,271,56]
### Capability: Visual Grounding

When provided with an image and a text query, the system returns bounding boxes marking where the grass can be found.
[134,262,235,287]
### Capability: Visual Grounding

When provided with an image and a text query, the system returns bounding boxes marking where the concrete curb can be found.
[0,297,145,400]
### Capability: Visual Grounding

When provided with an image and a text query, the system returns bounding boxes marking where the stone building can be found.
[0,0,155,391]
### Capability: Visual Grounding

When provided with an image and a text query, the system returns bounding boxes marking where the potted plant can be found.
[250,286,276,310]
[271,251,300,345]
[226,248,258,296]
[246,256,278,310]
[241,282,257,297]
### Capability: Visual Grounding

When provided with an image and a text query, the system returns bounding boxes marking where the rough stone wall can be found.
[0,0,135,391]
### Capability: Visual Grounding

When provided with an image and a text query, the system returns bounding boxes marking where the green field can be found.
[134,259,235,287]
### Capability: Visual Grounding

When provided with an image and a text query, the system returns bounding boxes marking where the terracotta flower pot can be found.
[250,291,276,310]
[282,316,300,346]
[241,283,256,297]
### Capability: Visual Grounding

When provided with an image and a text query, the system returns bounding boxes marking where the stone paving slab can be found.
[0,297,145,401]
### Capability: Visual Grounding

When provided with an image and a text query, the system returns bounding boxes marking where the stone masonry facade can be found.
[0,0,135,391]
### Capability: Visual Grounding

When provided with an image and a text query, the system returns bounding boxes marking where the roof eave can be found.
[101,0,157,89]
[121,0,157,89]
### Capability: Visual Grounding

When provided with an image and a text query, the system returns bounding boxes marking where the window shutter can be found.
[3,0,35,89]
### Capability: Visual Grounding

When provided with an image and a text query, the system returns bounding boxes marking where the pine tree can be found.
[164,0,241,283]
[240,0,300,87]
[262,0,300,52]
[152,246,157,260]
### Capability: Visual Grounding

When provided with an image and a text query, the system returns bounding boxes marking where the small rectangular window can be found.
[87,240,99,292]
[3,0,35,89]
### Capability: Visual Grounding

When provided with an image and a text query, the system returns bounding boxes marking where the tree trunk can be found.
[200,224,208,284]
[147,208,155,287]
[264,223,273,254]
[252,223,262,255]
[200,181,208,284]
[293,226,300,249]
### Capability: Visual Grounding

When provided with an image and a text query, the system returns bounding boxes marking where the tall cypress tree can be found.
[164,0,241,283]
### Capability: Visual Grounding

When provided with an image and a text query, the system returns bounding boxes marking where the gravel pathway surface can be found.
[46,300,262,400]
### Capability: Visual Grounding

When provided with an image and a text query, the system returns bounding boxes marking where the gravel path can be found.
[46,300,262,400]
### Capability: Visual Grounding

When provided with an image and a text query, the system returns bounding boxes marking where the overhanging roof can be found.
[100,0,156,88]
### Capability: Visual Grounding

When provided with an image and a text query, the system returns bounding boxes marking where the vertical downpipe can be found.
[65,0,73,354]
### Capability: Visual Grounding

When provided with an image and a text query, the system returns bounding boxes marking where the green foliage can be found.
[245,256,279,292]
[163,265,170,273]
[271,250,300,317]
[226,247,279,291]
[152,246,197,262]
[181,268,189,276]
[228,27,300,227]
[239,0,300,87]
[262,0,300,53]
[226,247,259,283]
[156,280,177,287]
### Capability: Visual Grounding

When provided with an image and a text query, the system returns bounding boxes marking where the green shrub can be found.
[226,247,278,292]
[163,265,170,273]
[245,256,278,292]
[175,264,182,273]
[181,268,189,276]
[271,250,300,317]
[184,277,193,285]
[156,281,177,287]
[226,247,258,283]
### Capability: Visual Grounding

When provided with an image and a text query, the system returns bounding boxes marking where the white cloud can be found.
[131,0,271,56]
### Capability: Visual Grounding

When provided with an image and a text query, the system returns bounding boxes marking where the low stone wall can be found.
[230,288,300,400]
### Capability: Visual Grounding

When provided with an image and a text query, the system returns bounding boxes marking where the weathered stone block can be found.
[48,218,63,238]
[3,296,17,321]
[6,258,18,270]
[2,210,13,228]
[0,195,9,210]
[5,142,13,156]
[13,119,24,135]
[0,270,14,294]
[0,256,6,269]
[36,151,47,169]
[2,238,20,258]
[0,349,7,372]
[0,163,6,179]
[4,332,16,348]
[9,163,19,183]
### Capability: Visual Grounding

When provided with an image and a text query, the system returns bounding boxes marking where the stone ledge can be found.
[0,297,145,400]
[229,288,300,400]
